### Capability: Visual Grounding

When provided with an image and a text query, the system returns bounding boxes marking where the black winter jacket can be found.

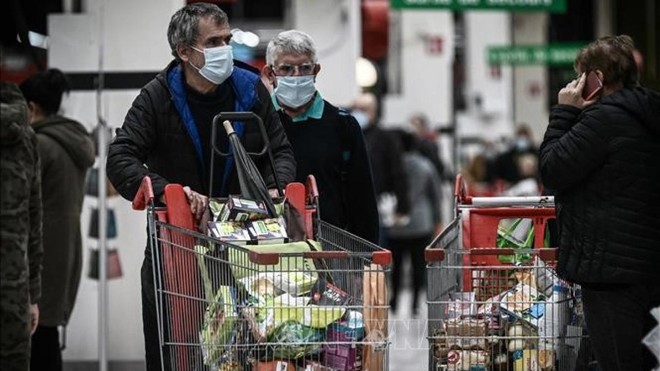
[107,61,295,201]
[540,87,660,284]
[280,100,380,244]
[363,125,410,214]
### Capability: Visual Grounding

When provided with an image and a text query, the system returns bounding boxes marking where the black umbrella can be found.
[221,119,277,217]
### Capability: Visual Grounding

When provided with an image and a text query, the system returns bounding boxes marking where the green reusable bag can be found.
[496,218,534,264]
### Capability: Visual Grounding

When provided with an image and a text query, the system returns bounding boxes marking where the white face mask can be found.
[190,45,233,85]
[273,75,316,109]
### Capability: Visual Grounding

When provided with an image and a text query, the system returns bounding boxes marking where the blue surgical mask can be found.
[515,137,531,151]
[274,75,316,108]
[351,110,369,129]
[190,45,233,85]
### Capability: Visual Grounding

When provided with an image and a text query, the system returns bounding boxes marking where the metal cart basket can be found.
[425,175,589,371]
[132,170,391,371]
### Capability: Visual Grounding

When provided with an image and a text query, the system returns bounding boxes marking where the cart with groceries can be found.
[132,112,391,371]
[425,175,590,371]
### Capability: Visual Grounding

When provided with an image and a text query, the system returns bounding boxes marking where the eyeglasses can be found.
[271,63,316,76]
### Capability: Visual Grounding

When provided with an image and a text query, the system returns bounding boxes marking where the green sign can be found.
[391,0,566,13]
[487,44,585,66]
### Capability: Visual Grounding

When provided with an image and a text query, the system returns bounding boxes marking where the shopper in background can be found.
[106,3,295,370]
[408,112,446,179]
[19,68,95,371]
[493,124,538,185]
[539,35,660,371]
[502,153,540,197]
[0,82,43,371]
[263,30,379,244]
[351,92,409,245]
[387,129,442,316]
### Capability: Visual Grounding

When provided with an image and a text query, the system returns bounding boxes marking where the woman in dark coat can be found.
[539,35,660,371]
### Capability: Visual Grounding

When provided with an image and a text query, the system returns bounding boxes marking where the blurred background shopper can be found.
[387,129,442,316]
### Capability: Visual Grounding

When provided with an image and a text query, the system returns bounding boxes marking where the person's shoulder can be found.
[333,104,362,130]
[234,60,261,76]
[139,65,172,102]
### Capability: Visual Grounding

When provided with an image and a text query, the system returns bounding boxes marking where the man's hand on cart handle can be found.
[183,186,209,221]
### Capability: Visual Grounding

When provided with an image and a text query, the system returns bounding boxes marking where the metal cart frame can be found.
[425,175,587,371]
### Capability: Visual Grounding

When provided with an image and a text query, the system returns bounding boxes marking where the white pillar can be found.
[291,0,361,107]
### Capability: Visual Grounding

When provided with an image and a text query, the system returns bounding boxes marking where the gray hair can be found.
[167,3,229,61]
[265,30,318,66]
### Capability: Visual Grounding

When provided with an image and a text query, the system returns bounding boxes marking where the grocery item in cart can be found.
[243,293,345,340]
[444,317,489,350]
[309,277,352,306]
[267,320,325,359]
[199,285,239,366]
[228,240,321,288]
[499,283,544,325]
[219,195,270,221]
[247,216,289,244]
[208,221,252,244]
[445,349,489,370]
[256,360,295,371]
[362,263,388,371]
[497,218,534,264]
[239,271,314,300]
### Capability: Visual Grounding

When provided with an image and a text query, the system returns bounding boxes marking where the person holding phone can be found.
[539,35,660,371]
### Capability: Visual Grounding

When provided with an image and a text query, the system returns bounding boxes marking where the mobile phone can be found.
[582,71,603,100]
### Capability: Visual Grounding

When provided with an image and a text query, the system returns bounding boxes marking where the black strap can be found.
[337,111,353,224]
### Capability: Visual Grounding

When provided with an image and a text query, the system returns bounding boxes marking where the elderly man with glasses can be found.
[263,30,379,244]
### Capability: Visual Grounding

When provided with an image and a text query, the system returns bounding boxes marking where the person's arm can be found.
[27,132,43,307]
[107,87,170,201]
[255,82,296,190]
[345,117,380,244]
[539,105,609,192]
[426,162,443,228]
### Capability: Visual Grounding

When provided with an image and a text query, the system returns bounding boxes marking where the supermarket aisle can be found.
[388,266,429,371]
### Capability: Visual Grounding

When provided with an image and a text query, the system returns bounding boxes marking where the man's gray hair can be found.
[266,30,318,66]
[167,3,229,61]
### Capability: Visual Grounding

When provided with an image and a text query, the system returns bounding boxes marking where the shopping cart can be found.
[425,175,589,371]
[131,114,391,371]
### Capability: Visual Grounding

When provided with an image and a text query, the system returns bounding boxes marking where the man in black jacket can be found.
[106,4,295,370]
[539,35,660,371]
[262,30,379,244]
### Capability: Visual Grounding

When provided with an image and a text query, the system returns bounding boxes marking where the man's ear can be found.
[595,69,605,83]
[262,65,276,86]
[313,64,321,81]
[26,102,36,123]
[177,44,191,63]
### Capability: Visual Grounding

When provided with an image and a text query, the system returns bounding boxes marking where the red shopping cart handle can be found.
[425,246,445,263]
[306,175,319,202]
[132,176,154,210]
[454,174,471,204]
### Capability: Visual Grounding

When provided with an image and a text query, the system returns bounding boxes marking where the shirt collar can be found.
[272,91,324,122]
